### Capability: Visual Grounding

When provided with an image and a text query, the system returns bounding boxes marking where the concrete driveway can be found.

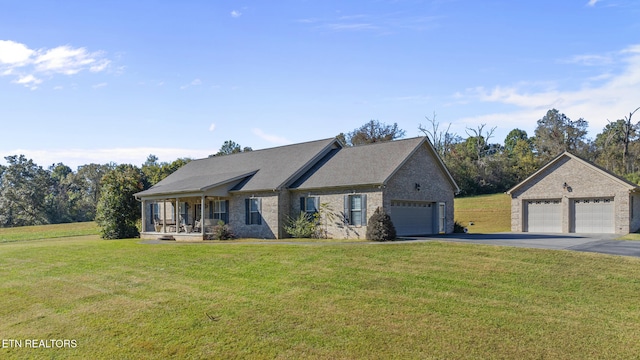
[402,233,640,258]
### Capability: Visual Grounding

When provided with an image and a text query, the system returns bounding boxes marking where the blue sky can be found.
[1,0,639,169]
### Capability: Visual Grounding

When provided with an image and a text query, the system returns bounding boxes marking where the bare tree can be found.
[465,124,497,161]
[418,112,455,157]
[623,107,640,173]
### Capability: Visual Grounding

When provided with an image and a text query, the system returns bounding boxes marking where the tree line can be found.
[1,107,638,233]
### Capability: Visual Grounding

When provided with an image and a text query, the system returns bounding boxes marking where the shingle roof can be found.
[135,138,338,197]
[290,137,459,191]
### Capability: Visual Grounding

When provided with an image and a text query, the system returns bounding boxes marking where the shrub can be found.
[453,221,467,233]
[209,220,235,240]
[366,207,396,241]
[284,212,316,238]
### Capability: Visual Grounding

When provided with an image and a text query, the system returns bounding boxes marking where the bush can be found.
[284,212,316,238]
[453,221,467,233]
[366,207,396,241]
[208,220,235,240]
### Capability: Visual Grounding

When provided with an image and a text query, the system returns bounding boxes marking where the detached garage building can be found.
[507,152,640,234]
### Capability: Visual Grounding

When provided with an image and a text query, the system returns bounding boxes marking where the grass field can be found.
[0,222,99,243]
[1,222,640,359]
[454,193,511,233]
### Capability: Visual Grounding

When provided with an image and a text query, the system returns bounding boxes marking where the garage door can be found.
[390,201,434,236]
[572,198,614,233]
[525,200,561,232]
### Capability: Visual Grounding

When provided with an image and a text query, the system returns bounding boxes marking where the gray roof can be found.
[135,138,338,197]
[291,137,458,191]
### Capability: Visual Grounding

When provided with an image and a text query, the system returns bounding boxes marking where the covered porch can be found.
[140,195,229,241]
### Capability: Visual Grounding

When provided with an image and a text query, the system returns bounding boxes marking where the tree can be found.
[142,155,191,186]
[504,129,529,156]
[533,109,589,162]
[75,163,115,221]
[622,107,640,173]
[46,163,78,223]
[343,120,406,146]
[0,155,52,227]
[418,112,456,158]
[95,164,145,239]
[211,140,253,157]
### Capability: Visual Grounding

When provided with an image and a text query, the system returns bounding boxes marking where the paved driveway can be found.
[403,233,640,258]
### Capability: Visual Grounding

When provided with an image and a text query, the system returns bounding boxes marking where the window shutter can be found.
[245,199,250,225]
[361,194,367,226]
[344,195,350,225]
[257,198,262,225]
[223,200,230,224]
[300,197,305,214]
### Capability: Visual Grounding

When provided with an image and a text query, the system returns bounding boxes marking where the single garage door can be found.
[571,198,614,233]
[390,201,434,236]
[525,199,561,232]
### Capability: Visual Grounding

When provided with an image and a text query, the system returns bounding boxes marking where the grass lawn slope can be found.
[455,193,511,233]
[1,225,640,359]
[0,222,99,243]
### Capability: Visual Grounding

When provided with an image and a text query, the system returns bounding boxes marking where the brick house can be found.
[506,152,640,234]
[134,137,459,240]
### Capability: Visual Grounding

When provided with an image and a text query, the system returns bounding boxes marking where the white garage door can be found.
[525,200,562,233]
[390,201,434,236]
[572,198,614,233]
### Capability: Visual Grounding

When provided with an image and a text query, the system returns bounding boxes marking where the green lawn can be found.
[1,226,640,359]
[455,193,511,233]
[0,221,99,243]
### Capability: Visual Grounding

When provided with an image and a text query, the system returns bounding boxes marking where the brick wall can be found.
[509,156,634,234]
[383,144,456,233]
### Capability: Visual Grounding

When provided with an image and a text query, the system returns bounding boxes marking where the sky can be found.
[1,0,639,170]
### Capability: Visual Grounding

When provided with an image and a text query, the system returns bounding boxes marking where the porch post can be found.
[175,198,180,233]
[141,199,146,233]
[201,195,205,235]
[162,200,167,233]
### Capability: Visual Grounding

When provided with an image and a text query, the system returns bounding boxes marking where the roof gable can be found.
[291,137,459,192]
[506,151,639,195]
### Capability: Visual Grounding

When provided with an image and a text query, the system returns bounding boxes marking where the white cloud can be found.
[251,128,291,145]
[0,40,34,65]
[209,123,216,132]
[586,0,600,6]
[231,10,242,18]
[180,78,203,89]
[92,82,107,89]
[0,40,111,88]
[454,44,640,139]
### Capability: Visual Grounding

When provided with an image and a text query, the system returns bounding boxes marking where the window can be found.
[208,200,229,223]
[438,202,446,233]
[195,204,202,221]
[149,203,160,222]
[214,200,228,223]
[344,194,367,226]
[245,198,262,225]
[300,196,319,216]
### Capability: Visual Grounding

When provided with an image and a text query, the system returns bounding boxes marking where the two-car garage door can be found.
[525,198,614,233]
